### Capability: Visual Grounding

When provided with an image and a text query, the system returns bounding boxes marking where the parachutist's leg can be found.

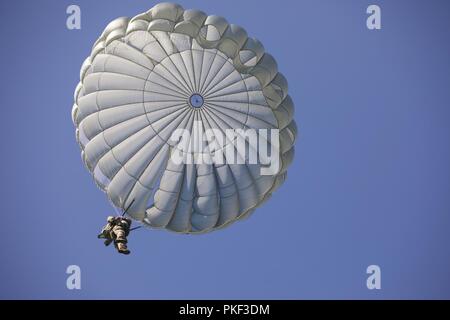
[116,242,130,255]
[114,229,130,254]
[104,239,113,246]
[114,238,130,254]
[113,227,130,254]
[115,229,127,243]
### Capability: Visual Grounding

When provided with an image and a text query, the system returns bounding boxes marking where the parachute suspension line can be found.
[110,201,122,216]
[129,226,142,232]
[122,198,135,217]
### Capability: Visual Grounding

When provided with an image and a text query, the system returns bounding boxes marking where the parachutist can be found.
[97,216,132,255]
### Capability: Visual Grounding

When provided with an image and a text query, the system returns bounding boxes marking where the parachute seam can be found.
[152,32,195,92]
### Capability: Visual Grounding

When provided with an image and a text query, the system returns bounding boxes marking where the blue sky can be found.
[1,0,450,299]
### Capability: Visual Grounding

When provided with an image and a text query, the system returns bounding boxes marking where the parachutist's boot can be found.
[116,241,130,255]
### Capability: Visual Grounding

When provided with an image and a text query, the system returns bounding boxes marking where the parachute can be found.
[72,3,297,234]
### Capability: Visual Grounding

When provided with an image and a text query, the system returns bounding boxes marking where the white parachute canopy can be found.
[72,2,296,234]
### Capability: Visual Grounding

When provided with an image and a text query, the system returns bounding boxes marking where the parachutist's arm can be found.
[98,226,112,239]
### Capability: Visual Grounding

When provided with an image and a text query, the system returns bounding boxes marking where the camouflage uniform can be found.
[98,216,132,255]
